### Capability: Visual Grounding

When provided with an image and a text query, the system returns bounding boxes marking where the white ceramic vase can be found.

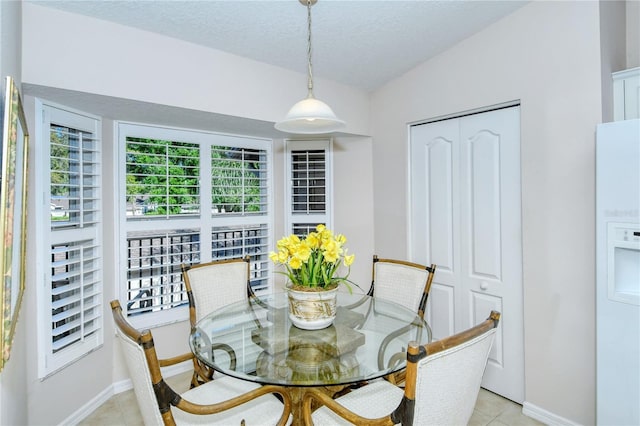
[287,286,338,330]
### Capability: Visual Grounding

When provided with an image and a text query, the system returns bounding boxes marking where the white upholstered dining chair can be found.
[182,256,253,386]
[302,310,501,426]
[110,300,292,426]
[368,255,436,319]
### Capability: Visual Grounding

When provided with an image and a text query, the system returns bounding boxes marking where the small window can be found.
[285,140,333,236]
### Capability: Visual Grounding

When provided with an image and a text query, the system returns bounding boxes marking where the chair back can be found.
[183,257,250,325]
[394,311,500,425]
[370,255,436,318]
[110,300,169,425]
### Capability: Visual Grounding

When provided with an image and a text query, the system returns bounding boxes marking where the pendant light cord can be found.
[306,0,314,97]
[274,0,345,134]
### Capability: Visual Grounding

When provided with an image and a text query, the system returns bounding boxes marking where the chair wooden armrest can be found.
[164,382,292,426]
[159,353,211,388]
[158,352,194,367]
[376,315,429,385]
[189,337,238,387]
[383,352,407,385]
[302,388,395,426]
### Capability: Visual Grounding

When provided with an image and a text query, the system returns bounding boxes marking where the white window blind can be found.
[291,149,326,213]
[50,240,101,352]
[50,125,100,228]
[285,140,333,236]
[37,103,102,378]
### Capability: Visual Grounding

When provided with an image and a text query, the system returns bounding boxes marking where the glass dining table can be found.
[189,291,431,424]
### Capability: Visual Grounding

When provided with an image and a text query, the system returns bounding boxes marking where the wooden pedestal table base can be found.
[287,385,346,426]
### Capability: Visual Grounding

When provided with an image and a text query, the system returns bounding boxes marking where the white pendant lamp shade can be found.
[275,95,345,134]
[275,0,345,134]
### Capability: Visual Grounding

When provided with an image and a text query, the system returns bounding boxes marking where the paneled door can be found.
[409,106,524,403]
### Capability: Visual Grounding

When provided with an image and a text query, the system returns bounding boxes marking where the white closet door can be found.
[410,106,524,403]
[410,119,460,341]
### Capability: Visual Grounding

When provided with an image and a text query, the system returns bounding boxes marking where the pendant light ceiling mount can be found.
[274,0,345,135]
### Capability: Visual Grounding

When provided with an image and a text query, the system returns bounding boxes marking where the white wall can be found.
[0,0,20,79]
[21,4,370,137]
[20,3,374,424]
[600,0,626,123]
[370,2,603,424]
[332,136,375,291]
[627,0,640,68]
[0,1,28,425]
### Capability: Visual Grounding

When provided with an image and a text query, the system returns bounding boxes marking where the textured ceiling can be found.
[28,0,528,92]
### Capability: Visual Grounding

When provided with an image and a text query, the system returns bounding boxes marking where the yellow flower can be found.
[270,226,355,290]
[278,234,299,251]
[293,243,311,262]
[289,257,302,269]
[277,250,289,263]
[322,239,340,263]
[305,232,320,249]
[344,254,355,266]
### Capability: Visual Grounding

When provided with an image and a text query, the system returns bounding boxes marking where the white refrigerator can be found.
[596,118,640,425]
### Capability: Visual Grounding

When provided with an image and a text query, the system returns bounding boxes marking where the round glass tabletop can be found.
[190,291,431,387]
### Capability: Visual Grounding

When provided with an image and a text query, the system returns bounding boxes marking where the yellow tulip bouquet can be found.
[269,225,356,292]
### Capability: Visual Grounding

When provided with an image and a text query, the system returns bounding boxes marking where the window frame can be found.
[117,122,274,329]
[284,139,333,235]
[35,100,103,378]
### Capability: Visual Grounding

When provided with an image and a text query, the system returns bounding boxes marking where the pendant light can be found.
[275,0,345,134]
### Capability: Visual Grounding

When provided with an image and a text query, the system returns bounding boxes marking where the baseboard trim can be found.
[59,386,114,426]
[523,401,579,425]
[61,361,192,426]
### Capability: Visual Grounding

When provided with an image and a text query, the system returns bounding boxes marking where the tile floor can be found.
[78,371,543,426]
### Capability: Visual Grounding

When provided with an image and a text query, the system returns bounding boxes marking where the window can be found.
[119,124,272,327]
[285,139,333,236]
[36,103,102,378]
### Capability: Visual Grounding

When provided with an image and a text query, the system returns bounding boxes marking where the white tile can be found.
[494,402,544,426]
[469,409,496,426]
[474,388,514,418]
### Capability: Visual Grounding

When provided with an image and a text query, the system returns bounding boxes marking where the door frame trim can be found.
[408,99,521,128]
